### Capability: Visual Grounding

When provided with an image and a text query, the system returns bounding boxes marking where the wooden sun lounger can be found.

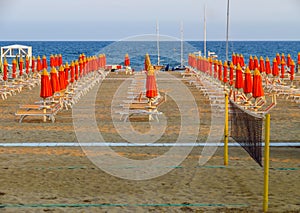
[15,103,61,123]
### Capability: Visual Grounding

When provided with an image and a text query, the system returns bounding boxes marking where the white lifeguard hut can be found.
[1,44,32,65]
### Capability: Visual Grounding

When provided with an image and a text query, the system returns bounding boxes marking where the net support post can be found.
[263,113,270,212]
[224,92,229,166]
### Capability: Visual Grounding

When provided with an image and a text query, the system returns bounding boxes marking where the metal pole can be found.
[224,93,229,165]
[204,4,207,58]
[181,21,184,67]
[156,20,160,66]
[225,0,230,62]
[263,114,271,212]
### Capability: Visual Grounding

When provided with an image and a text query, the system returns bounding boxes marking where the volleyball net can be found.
[223,93,271,212]
[229,99,264,166]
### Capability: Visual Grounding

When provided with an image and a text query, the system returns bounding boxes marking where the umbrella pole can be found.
[43,98,47,122]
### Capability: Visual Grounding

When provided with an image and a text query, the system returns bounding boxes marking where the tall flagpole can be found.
[204,4,207,58]
[225,0,230,62]
[180,21,184,67]
[156,19,160,66]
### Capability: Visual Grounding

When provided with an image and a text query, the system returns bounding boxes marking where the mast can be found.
[225,0,230,62]
[180,21,184,67]
[204,4,207,58]
[156,19,160,66]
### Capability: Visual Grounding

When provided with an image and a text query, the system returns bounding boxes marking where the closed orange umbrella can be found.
[235,64,244,89]
[25,56,30,75]
[253,56,259,70]
[50,55,54,67]
[75,61,79,81]
[12,59,17,79]
[290,60,295,81]
[272,58,279,77]
[259,56,265,73]
[40,68,53,99]
[276,53,280,65]
[287,54,291,67]
[70,61,75,84]
[218,60,222,81]
[40,68,53,122]
[3,58,8,81]
[213,60,218,79]
[42,55,47,69]
[19,57,24,77]
[64,62,69,86]
[265,57,271,75]
[232,53,237,66]
[208,57,213,76]
[223,61,228,84]
[37,56,42,71]
[59,65,66,90]
[146,66,158,99]
[240,54,245,67]
[229,62,234,86]
[252,68,264,98]
[50,67,60,94]
[281,53,286,65]
[249,55,254,70]
[124,53,130,67]
[280,58,285,79]
[31,56,36,73]
[79,59,83,77]
[243,67,252,94]
[58,54,63,67]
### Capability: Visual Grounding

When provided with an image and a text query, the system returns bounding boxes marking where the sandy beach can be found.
[0,71,299,212]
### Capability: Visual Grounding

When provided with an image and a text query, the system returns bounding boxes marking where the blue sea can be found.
[0,41,299,70]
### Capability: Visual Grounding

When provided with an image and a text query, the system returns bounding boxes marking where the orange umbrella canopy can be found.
[259,56,265,73]
[252,68,264,98]
[265,57,271,75]
[146,66,158,99]
[19,57,24,77]
[3,58,8,81]
[223,61,228,83]
[70,61,75,83]
[248,55,254,70]
[290,60,295,81]
[12,59,17,79]
[144,53,151,71]
[50,67,60,94]
[235,64,244,89]
[253,56,259,70]
[243,67,252,94]
[276,53,281,65]
[42,55,48,69]
[287,54,291,67]
[229,62,234,86]
[124,53,130,66]
[75,61,79,81]
[272,58,279,77]
[25,56,30,75]
[40,68,53,99]
[37,56,42,71]
[59,65,66,90]
[280,57,286,78]
[218,60,222,81]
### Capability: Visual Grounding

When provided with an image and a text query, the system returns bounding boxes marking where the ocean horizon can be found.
[1,40,299,70]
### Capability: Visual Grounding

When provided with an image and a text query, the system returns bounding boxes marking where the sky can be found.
[0,0,299,41]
